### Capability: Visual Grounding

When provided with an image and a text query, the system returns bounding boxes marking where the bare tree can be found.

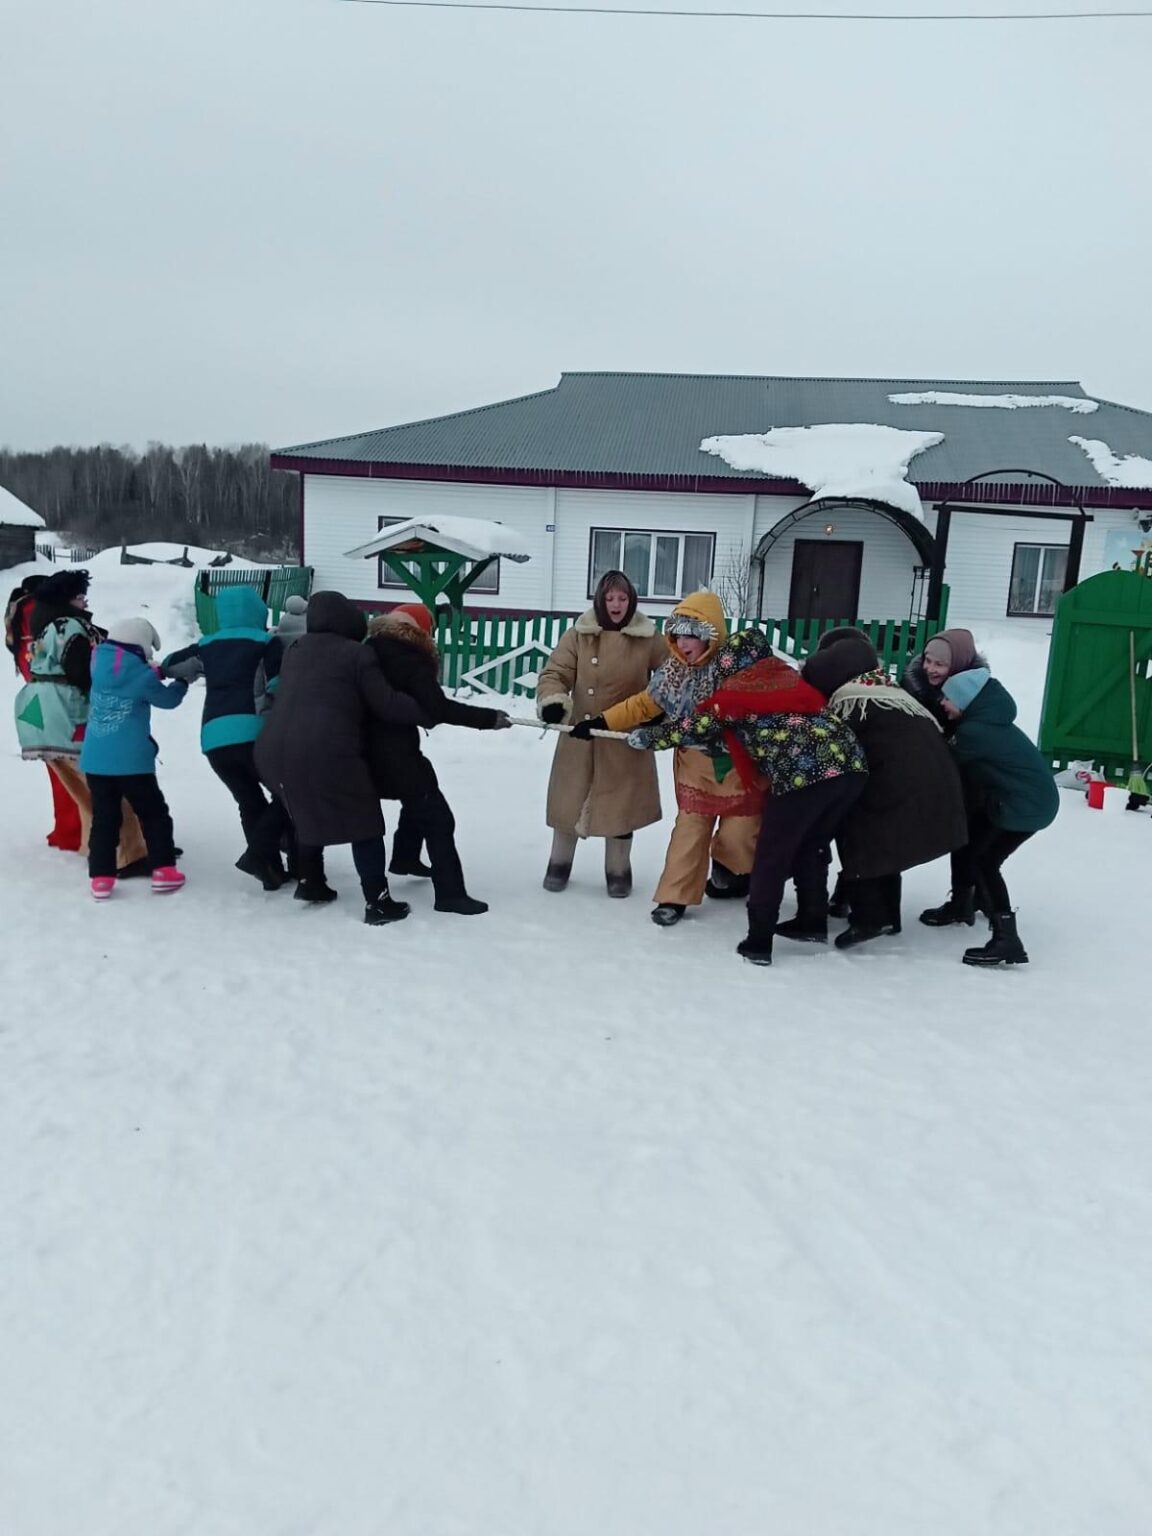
[712,541,756,619]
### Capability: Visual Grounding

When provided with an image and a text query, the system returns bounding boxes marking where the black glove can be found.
[540,702,567,725]
[569,714,606,741]
[491,711,513,730]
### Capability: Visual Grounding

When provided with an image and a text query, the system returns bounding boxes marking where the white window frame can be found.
[1007,542,1067,618]
[377,515,499,594]
[587,527,716,601]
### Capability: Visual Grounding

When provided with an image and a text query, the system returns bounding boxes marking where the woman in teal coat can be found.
[938,668,1059,968]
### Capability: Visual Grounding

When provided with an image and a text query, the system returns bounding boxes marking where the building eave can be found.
[271,455,1152,510]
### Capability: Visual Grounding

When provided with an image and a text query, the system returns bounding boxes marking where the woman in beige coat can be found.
[536,571,668,896]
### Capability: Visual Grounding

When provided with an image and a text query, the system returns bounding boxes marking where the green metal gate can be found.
[1039,567,1152,781]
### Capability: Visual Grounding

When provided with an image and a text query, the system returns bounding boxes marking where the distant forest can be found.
[0,444,300,561]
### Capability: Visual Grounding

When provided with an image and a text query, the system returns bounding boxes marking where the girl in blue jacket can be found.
[80,619,189,900]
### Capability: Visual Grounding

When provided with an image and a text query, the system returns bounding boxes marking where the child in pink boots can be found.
[80,618,189,899]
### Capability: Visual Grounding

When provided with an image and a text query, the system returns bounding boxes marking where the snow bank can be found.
[0,484,46,528]
[890,391,1099,413]
[1068,435,1152,490]
[700,423,943,519]
[345,515,531,563]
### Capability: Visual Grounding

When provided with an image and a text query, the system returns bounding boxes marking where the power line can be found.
[337,0,1152,19]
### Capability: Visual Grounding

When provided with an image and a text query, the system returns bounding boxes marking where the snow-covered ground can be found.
[1,569,1150,1535]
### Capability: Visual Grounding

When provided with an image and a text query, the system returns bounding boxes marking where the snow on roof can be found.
[344,515,531,563]
[0,484,46,529]
[889,391,1099,414]
[1068,436,1152,490]
[699,424,943,519]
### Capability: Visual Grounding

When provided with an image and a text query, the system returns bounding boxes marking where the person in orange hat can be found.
[365,603,512,915]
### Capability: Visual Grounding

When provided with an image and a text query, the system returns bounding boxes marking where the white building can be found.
[273,374,1152,626]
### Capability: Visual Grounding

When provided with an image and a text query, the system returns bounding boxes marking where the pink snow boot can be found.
[151,866,186,895]
[90,876,117,901]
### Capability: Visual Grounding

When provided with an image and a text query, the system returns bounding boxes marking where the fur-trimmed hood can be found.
[367,612,440,664]
[572,608,657,639]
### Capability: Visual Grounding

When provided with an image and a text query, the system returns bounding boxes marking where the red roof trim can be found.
[269,455,1152,510]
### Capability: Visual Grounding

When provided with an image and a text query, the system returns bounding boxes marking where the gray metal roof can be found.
[274,373,1152,492]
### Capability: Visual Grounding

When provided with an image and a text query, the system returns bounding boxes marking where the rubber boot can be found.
[919,887,977,927]
[737,904,776,966]
[963,910,1029,967]
[604,835,632,899]
[543,830,578,892]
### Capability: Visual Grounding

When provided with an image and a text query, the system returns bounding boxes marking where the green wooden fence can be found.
[193,566,314,632]
[432,594,951,697]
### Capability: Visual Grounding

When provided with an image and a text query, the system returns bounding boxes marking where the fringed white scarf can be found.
[827,669,942,731]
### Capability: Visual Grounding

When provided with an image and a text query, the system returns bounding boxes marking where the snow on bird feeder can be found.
[344,515,531,612]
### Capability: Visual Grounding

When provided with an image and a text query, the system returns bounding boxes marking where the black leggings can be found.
[750,774,867,922]
[951,814,1033,912]
[207,743,290,865]
[88,773,176,878]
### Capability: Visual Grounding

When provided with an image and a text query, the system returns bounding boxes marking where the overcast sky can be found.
[3,0,1150,451]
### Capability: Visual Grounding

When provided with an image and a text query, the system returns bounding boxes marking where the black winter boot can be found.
[364,893,411,926]
[236,849,286,891]
[963,911,1028,967]
[705,860,750,900]
[775,907,828,943]
[390,858,434,878]
[651,903,686,927]
[919,888,977,927]
[435,894,489,916]
[737,905,776,966]
[295,878,338,904]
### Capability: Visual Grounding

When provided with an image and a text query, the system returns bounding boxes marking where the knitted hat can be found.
[391,603,435,636]
[942,666,990,712]
[276,594,308,639]
[107,618,161,659]
[924,628,977,674]
[803,633,880,697]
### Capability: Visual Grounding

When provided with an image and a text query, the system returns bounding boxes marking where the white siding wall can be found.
[922,504,1141,628]
[303,475,553,609]
[301,471,1150,624]
[552,489,756,614]
[752,497,922,622]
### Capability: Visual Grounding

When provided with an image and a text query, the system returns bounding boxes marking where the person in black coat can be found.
[799,630,969,949]
[365,604,511,916]
[254,591,430,926]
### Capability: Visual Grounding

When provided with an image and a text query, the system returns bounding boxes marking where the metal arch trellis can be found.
[927,467,1093,621]
[751,495,938,616]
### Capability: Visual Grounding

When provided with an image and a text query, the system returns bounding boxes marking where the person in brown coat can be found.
[535,571,668,896]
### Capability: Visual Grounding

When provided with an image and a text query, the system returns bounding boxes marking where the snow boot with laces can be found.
[962,911,1029,967]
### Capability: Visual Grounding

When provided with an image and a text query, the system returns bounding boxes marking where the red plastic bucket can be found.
[1086,777,1106,810]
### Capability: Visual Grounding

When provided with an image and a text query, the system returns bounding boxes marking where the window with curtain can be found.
[1007,544,1067,617]
[377,515,499,593]
[587,529,716,600]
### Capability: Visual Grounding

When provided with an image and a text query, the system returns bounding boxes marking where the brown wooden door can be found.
[788,540,863,622]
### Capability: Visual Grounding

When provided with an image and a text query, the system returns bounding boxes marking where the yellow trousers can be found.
[653,812,760,907]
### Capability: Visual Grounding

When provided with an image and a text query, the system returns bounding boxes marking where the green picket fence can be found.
[433,592,950,697]
[193,566,314,632]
